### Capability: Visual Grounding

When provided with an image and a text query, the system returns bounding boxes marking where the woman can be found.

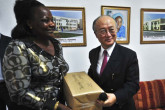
[2,0,71,110]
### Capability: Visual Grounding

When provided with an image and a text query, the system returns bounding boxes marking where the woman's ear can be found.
[27,20,32,29]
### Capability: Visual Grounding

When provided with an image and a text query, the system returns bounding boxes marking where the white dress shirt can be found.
[97,42,116,74]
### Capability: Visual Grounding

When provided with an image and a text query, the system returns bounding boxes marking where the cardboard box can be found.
[63,72,103,110]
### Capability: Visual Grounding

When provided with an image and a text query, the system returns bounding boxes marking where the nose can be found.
[49,21,55,30]
[50,21,55,27]
[106,30,112,37]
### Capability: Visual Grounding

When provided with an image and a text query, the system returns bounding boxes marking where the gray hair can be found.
[92,15,117,32]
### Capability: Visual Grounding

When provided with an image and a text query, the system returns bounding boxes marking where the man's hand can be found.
[97,93,116,107]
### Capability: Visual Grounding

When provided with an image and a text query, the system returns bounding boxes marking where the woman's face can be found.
[28,6,55,39]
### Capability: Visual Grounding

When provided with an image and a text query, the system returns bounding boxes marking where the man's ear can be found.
[94,32,99,38]
[94,31,97,36]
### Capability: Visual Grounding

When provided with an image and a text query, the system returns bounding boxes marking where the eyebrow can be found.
[99,26,115,29]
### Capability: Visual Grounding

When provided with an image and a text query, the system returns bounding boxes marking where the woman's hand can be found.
[56,103,72,110]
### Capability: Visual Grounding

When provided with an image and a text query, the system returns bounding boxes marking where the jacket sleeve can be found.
[114,52,139,106]
[88,50,95,80]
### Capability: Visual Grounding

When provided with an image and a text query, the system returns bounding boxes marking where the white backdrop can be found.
[0,0,165,81]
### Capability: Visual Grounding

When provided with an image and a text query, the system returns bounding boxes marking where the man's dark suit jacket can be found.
[88,43,139,110]
[0,34,12,110]
[0,34,11,62]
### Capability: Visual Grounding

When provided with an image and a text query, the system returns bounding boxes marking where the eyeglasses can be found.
[96,28,116,35]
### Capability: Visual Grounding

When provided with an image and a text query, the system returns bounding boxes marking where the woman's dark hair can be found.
[11,0,45,39]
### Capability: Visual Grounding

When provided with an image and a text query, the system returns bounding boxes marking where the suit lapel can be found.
[93,47,100,70]
[91,46,101,80]
[101,44,121,78]
[91,44,121,84]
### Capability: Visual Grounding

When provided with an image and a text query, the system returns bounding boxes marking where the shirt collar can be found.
[100,42,116,57]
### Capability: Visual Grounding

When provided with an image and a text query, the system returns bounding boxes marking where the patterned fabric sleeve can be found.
[57,42,69,76]
[2,40,48,110]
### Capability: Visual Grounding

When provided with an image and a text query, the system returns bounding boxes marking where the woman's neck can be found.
[34,37,51,47]
[33,39,55,56]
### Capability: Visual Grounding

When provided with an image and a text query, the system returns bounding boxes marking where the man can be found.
[0,33,12,110]
[88,16,139,110]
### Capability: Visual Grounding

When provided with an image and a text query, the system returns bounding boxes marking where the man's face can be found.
[94,16,117,49]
